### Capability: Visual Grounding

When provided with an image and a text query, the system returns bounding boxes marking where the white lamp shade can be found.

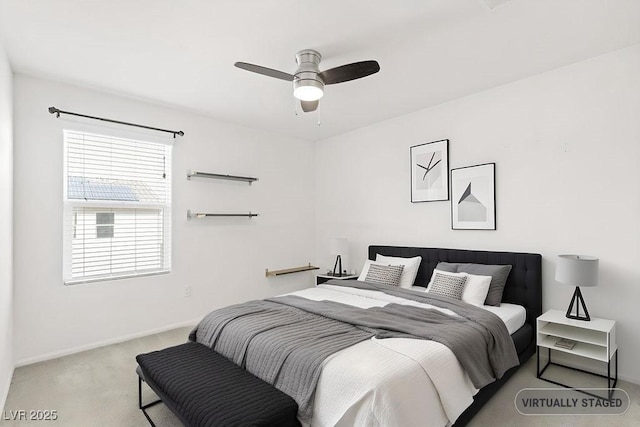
[555,255,599,287]
[329,238,348,256]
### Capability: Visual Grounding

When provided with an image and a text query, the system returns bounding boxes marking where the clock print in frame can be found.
[410,139,449,202]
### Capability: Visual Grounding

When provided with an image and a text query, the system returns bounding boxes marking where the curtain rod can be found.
[48,106,184,138]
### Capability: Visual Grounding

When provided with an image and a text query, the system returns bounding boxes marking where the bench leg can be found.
[138,376,163,427]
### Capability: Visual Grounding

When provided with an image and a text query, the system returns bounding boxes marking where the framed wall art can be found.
[410,139,449,202]
[451,163,496,230]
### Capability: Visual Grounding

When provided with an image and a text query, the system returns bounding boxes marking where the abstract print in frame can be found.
[451,163,496,230]
[410,139,449,202]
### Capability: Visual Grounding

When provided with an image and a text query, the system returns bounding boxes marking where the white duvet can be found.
[284,284,524,427]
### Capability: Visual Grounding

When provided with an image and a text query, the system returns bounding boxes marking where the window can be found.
[95,212,115,238]
[63,130,172,284]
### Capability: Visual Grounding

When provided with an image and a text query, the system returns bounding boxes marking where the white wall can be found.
[0,38,14,410]
[13,75,316,365]
[315,45,640,383]
[9,42,640,386]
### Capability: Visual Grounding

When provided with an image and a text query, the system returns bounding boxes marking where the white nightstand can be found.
[315,274,359,286]
[536,309,617,399]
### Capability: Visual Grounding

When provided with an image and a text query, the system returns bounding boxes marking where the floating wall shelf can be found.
[265,264,320,277]
[187,210,258,219]
[187,170,258,184]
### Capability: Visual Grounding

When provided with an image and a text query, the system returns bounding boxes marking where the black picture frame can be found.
[450,163,496,230]
[410,139,449,202]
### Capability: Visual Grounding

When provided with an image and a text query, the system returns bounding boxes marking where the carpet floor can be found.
[2,327,638,426]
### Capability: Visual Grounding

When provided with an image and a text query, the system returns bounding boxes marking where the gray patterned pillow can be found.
[431,262,512,306]
[427,272,467,300]
[365,264,404,287]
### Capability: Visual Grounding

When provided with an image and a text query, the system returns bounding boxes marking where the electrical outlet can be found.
[183,286,191,298]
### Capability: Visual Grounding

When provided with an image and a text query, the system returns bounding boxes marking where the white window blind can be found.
[63,130,172,284]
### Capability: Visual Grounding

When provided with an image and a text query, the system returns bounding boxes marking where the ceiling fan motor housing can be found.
[293,49,324,101]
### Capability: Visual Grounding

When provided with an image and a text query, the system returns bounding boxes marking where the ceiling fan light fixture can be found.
[235,48,379,112]
[293,79,324,101]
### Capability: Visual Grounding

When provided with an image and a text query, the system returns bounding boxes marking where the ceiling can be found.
[1,0,639,141]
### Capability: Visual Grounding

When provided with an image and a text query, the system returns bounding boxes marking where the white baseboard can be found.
[15,318,200,368]
[1,365,14,412]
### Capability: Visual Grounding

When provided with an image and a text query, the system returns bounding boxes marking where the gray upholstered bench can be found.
[136,342,300,427]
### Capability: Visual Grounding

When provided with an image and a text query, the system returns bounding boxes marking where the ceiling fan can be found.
[234,49,380,112]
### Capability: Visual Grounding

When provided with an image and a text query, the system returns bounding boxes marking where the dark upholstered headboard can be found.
[368,246,542,329]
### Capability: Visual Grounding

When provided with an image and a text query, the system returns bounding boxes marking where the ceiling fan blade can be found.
[319,60,380,85]
[301,100,319,113]
[234,62,294,81]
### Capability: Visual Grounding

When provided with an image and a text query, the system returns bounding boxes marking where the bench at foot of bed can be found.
[136,342,300,427]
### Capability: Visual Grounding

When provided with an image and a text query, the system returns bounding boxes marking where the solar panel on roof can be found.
[67,177,139,201]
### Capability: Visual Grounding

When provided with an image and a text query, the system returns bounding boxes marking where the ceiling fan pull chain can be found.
[317,108,321,127]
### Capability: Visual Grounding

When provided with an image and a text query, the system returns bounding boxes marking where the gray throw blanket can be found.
[283,279,519,386]
[190,279,519,421]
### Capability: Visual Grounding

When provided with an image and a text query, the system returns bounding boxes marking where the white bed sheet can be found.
[283,284,523,427]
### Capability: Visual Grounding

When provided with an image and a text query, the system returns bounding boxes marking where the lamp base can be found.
[332,255,343,277]
[566,286,590,321]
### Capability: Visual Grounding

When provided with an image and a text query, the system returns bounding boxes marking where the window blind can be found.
[63,130,172,284]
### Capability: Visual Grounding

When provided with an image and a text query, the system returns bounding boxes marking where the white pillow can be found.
[426,269,466,291]
[375,254,422,289]
[461,273,492,306]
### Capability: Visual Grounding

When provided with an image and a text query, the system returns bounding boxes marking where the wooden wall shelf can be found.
[265,264,319,277]
[187,210,258,219]
[187,170,258,184]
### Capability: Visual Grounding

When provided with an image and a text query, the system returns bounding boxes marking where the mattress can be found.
[482,302,526,335]
[281,283,523,427]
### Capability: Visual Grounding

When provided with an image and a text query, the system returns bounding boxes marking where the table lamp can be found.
[555,254,598,321]
[330,238,349,277]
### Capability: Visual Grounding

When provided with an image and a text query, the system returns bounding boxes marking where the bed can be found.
[364,245,542,426]
[188,245,542,427]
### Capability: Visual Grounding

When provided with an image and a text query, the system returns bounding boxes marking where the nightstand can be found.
[315,274,359,286]
[536,309,617,399]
